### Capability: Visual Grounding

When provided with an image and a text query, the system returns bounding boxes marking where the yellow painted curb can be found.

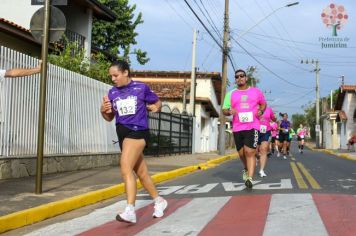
[305,143,356,161]
[0,153,237,233]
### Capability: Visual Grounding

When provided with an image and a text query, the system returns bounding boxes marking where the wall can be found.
[0,153,119,180]
[0,0,41,29]
[341,92,356,148]
[0,33,41,57]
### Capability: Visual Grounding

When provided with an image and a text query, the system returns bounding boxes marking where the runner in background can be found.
[297,124,307,153]
[222,69,266,188]
[257,106,276,177]
[278,113,291,160]
[286,127,296,156]
[270,121,279,157]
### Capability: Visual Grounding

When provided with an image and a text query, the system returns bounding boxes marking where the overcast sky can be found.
[128,0,356,116]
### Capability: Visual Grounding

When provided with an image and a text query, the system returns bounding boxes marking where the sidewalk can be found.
[305,142,356,161]
[0,149,236,233]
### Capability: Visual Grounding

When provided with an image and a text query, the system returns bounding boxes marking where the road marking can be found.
[290,162,308,189]
[291,157,296,161]
[136,197,230,236]
[263,194,328,236]
[296,162,321,189]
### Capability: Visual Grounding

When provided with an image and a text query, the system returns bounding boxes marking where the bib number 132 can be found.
[116,98,136,116]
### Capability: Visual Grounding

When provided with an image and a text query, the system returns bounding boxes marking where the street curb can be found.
[0,153,238,233]
[305,143,356,161]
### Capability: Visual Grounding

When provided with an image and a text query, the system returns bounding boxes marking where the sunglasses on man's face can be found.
[235,74,246,79]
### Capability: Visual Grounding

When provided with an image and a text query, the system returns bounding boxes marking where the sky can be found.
[128,0,356,116]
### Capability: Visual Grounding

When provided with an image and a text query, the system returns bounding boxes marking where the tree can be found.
[246,66,259,87]
[321,3,348,36]
[291,114,307,131]
[92,0,149,64]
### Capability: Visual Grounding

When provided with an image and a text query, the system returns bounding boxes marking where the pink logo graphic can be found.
[321,3,348,36]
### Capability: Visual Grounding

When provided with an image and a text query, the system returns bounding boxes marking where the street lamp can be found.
[301,59,321,148]
[236,2,299,40]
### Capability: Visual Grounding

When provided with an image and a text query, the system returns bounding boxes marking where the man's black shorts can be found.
[116,123,150,150]
[233,129,259,151]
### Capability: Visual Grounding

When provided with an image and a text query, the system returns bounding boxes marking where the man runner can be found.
[222,69,266,188]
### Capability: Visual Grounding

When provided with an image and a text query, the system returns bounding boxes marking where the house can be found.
[131,70,222,153]
[321,85,356,149]
[0,0,116,58]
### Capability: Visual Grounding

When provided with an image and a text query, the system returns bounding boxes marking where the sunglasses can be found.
[235,74,246,79]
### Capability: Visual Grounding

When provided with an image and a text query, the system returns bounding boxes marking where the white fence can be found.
[0,46,118,157]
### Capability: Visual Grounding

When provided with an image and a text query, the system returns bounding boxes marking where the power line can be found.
[231,36,310,89]
[183,0,236,71]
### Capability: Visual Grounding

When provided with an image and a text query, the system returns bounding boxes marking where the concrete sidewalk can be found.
[305,142,356,161]
[0,150,237,232]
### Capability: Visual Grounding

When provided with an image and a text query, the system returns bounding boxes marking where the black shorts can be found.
[271,137,276,143]
[116,124,150,150]
[279,132,289,142]
[258,131,271,145]
[233,129,259,151]
[297,136,305,141]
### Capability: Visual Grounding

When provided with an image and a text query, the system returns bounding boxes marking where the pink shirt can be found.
[223,87,266,132]
[259,107,276,133]
[270,122,278,137]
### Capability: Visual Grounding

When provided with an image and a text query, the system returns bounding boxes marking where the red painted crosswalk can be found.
[24,194,356,236]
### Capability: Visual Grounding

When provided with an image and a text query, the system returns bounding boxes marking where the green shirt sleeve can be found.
[222,89,234,110]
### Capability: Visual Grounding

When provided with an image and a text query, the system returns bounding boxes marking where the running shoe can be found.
[245,177,253,189]
[153,198,168,218]
[242,169,248,181]
[283,155,287,160]
[259,170,267,177]
[116,206,136,223]
[277,152,280,157]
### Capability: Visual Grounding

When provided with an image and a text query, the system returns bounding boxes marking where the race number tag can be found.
[300,135,304,138]
[238,112,253,123]
[116,97,136,116]
[260,125,267,133]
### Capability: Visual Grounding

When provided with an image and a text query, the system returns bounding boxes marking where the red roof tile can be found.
[0,18,30,32]
[341,85,356,92]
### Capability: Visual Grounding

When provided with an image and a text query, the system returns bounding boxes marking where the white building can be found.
[321,85,356,149]
[131,70,221,153]
[0,0,116,58]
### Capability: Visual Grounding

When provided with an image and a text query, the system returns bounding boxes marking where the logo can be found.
[241,95,248,102]
[319,3,350,49]
[321,3,348,36]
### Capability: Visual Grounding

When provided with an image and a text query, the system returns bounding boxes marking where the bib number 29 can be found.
[238,112,253,123]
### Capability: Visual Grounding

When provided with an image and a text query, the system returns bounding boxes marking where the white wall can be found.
[341,92,356,148]
[0,0,41,29]
[0,0,92,57]
[196,78,219,114]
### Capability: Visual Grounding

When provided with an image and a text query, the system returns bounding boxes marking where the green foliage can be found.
[92,0,149,65]
[246,66,259,87]
[49,40,112,84]
[48,41,89,75]
[291,114,307,131]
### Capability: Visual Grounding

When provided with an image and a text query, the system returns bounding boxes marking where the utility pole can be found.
[189,29,197,115]
[315,60,320,148]
[189,29,197,154]
[218,0,229,155]
[301,59,321,148]
[36,0,51,194]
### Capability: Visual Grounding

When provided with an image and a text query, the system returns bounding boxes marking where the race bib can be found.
[283,129,289,133]
[238,112,253,123]
[116,97,136,116]
[300,135,304,138]
[260,125,267,133]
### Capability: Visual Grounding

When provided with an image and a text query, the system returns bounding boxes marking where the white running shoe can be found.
[259,170,267,177]
[277,152,280,157]
[283,155,287,160]
[153,198,168,218]
[116,205,136,223]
